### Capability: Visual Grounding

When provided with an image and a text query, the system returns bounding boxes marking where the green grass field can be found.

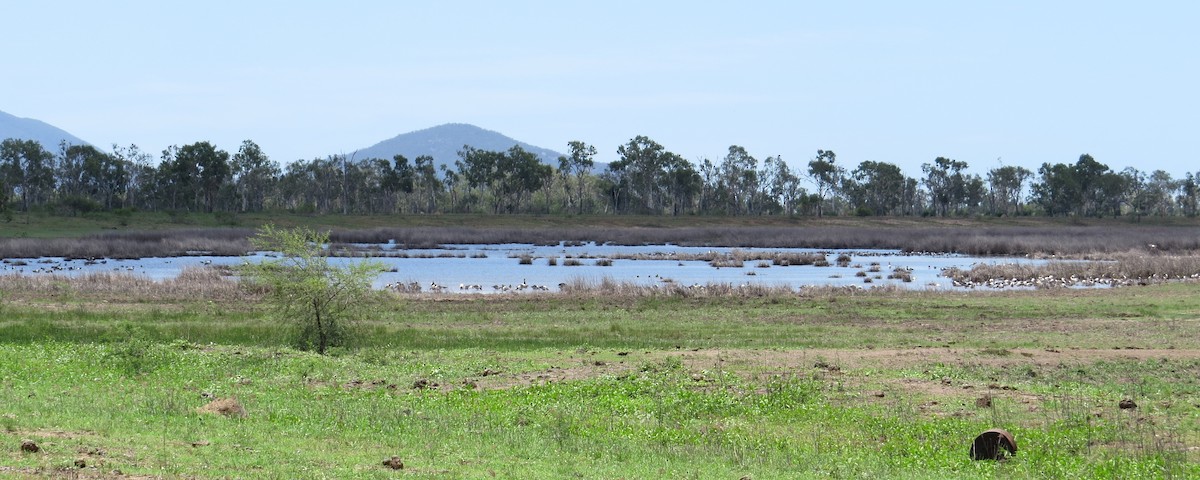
[1,278,1197,478]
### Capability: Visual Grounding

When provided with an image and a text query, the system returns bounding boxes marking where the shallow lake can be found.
[1,242,1048,293]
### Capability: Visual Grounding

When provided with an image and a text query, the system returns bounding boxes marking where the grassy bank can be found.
[1,282,1198,478]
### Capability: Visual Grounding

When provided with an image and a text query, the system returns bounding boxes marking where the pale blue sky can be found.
[3,1,1197,179]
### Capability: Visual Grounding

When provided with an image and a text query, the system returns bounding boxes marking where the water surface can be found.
[2,242,1046,293]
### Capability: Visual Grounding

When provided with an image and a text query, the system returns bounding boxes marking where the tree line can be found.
[1,136,1197,219]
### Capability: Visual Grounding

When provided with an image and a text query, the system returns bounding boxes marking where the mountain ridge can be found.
[350,123,565,168]
[0,110,90,150]
[2,112,566,171]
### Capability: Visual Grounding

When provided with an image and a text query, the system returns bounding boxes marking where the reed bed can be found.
[327,243,468,258]
[887,267,915,282]
[0,228,253,259]
[943,253,1200,288]
[556,276,904,298]
[608,250,828,266]
[709,257,744,268]
[0,266,250,301]
[557,277,793,298]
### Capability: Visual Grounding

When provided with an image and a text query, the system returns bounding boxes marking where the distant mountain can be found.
[0,110,90,151]
[350,123,565,168]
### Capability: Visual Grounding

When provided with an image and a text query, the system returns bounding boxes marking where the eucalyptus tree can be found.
[111,144,154,211]
[55,141,86,199]
[457,146,502,212]
[761,156,803,216]
[276,159,317,212]
[1032,154,1121,217]
[413,155,442,214]
[558,140,596,214]
[1032,162,1079,216]
[807,149,842,217]
[278,157,347,214]
[921,157,970,217]
[846,160,908,216]
[56,142,127,209]
[900,177,923,216]
[609,136,669,214]
[719,145,759,215]
[697,158,720,214]
[457,145,551,213]
[440,165,461,213]
[157,145,190,211]
[663,152,702,215]
[230,140,279,213]
[1146,170,1178,217]
[1121,167,1150,221]
[1074,154,1115,217]
[1180,173,1199,217]
[0,138,55,211]
[389,154,417,212]
[986,165,1032,216]
[167,141,230,213]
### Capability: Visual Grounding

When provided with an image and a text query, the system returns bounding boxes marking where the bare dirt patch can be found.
[196,397,247,418]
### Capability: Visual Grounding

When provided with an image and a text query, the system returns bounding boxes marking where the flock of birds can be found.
[949,273,1200,289]
[1,257,128,274]
[383,279,555,293]
[0,257,216,275]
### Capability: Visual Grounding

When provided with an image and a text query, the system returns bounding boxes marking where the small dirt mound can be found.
[1119,398,1138,410]
[382,456,404,470]
[197,397,247,418]
[20,440,39,453]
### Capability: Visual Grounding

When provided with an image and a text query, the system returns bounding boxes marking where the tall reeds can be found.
[556,276,902,298]
[0,228,253,259]
[0,266,249,301]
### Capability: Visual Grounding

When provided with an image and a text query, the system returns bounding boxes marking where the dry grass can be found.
[0,266,250,301]
[556,276,903,298]
[0,228,253,259]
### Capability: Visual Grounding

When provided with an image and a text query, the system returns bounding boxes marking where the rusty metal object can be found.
[970,428,1017,460]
